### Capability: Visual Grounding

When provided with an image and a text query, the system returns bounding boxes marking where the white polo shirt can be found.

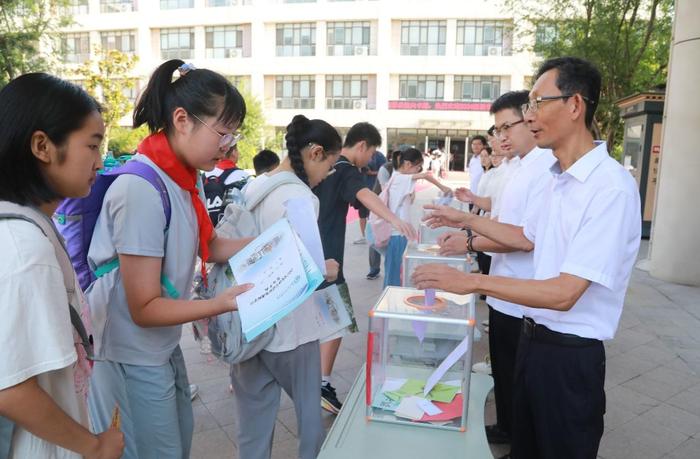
[487,147,556,318]
[469,154,484,192]
[523,142,641,340]
[490,156,520,219]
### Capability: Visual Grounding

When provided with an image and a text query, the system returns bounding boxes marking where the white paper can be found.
[395,396,425,420]
[284,196,326,274]
[423,336,470,396]
[416,398,443,416]
[312,284,352,341]
[380,377,407,393]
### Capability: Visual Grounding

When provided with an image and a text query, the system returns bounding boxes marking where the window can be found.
[327,21,371,56]
[535,24,557,49]
[326,75,368,109]
[160,0,193,8]
[400,20,446,56]
[122,81,140,104]
[227,75,250,89]
[62,0,89,15]
[100,0,135,13]
[457,20,511,56]
[207,0,252,5]
[275,76,315,109]
[206,26,243,58]
[399,75,444,100]
[62,33,90,64]
[276,23,316,57]
[160,28,194,60]
[454,76,502,102]
[101,30,136,54]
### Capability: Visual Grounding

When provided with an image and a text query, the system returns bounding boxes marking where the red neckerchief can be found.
[138,131,214,285]
[216,159,237,170]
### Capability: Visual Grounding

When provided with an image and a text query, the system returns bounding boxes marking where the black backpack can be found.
[203,168,249,225]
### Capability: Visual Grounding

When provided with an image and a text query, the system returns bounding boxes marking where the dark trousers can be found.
[368,246,381,273]
[512,322,606,459]
[488,306,522,436]
[476,251,491,275]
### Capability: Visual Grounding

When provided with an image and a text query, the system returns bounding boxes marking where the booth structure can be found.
[616,91,665,238]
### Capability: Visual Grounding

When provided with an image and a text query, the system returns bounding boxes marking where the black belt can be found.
[521,317,600,348]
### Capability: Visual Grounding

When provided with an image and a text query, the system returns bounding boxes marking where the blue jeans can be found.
[383,235,408,287]
[88,346,193,459]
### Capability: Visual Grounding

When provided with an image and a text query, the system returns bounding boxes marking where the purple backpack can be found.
[53,160,171,291]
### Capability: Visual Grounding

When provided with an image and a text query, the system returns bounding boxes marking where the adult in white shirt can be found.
[0,73,123,459]
[414,57,641,459]
[468,135,487,195]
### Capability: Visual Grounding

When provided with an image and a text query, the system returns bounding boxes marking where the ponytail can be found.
[284,114,342,185]
[134,59,246,134]
[391,150,402,170]
[396,147,422,169]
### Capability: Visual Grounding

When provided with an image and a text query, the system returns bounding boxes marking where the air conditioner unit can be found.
[353,99,367,110]
[354,46,369,56]
[487,46,501,56]
[226,48,240,58]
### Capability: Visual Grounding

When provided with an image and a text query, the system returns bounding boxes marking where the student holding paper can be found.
[230,114,342,459]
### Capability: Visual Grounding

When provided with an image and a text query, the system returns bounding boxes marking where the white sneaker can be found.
[472,355,492,375]
[353,237,367,245]
[189,384,199,401]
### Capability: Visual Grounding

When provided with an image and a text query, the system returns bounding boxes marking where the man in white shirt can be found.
[436,91,555,457]
[413,57,641,459]
[468,136,487,197]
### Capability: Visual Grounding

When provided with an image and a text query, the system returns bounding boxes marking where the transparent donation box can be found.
[402,244,471,288]
[366,286,476,431]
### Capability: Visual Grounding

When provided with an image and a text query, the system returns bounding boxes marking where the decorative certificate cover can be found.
[229,218,324,341]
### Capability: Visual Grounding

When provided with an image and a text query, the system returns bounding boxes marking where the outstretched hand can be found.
[422,204,469,229]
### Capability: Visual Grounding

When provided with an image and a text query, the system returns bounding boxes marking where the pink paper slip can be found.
[417,393,464,422]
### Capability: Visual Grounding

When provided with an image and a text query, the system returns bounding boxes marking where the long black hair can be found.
[133,59,246,133]
[284,115,342,185]
[392,147,423,170]
[0,73,101,206]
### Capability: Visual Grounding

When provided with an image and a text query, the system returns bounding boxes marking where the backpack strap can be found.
[245,173,304,211]
[0,202,93,358]
[216,167,239,185]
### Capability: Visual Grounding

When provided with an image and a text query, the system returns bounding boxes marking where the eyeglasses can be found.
[493,119,525,139]
[521,94,592,115]
[189,112,242,150]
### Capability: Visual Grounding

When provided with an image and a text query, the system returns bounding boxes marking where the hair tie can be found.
[178,63,196,77]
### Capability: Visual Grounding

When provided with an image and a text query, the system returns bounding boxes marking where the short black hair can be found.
[535,56,601,128]
[253,149,280,175]
[471,135,487,146]
[0,73,101,206]
[134,59,246,133]
[343,122,382,148]
[489,90,530,118]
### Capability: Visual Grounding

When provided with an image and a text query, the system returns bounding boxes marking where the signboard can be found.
[388,101,491,111]
[644,123,663,221]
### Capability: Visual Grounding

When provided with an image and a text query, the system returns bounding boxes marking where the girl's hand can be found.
[391,218,418,241]
[212,283,254,314]
[86,427,124,459]
[324,259,340,282]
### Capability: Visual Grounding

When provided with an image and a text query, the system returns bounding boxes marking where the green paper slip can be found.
[427,383,460,403]
[398,378,425,396]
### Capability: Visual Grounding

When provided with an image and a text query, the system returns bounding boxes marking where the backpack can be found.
[192,173,302,364]
[203,167,249,225]
[0,202,94,457]
[53,159,171,291]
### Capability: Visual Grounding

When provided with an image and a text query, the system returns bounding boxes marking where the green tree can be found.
[75,46,138,153]
[236,84,266,169]
[108,125,149,156]
[504,0,674,151]
[0,0,71,86]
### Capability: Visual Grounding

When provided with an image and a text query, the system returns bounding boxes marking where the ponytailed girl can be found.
[86,60,253,458]
[230,114,341,459]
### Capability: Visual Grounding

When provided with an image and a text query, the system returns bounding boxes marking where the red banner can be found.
[388,100,491,111]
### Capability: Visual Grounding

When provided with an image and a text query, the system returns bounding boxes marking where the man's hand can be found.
[86,427,125,459]
[455,187,477,203]
[411,264,479,295]
[324,259,340,282]
[422,204,471,229]
[437,231,469,256]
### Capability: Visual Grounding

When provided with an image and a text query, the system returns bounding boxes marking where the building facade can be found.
[61,0,538,169]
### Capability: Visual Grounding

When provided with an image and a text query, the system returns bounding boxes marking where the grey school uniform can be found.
[230,172,323,459]
[85,154,200,459]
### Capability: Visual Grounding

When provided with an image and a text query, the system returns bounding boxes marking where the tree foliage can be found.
[0,0,70,86]
[108,125,149,156]
[74,47,138,153]
[504,0,674,151]
[235,83,267,169]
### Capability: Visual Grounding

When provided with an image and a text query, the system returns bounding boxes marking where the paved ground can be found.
[185,172,700,459]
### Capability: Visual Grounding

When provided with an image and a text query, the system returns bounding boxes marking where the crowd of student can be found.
[0,55,641,459]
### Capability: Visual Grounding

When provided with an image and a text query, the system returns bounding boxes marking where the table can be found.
[318,366,494,459]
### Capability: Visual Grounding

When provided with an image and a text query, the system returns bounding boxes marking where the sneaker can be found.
[321,382,343,415]
[353,237,367,245]
[481,320,489,327]
[472,355,491,375]
[366,270,380,280]
[485,424,511,444]
[189,384,199,401]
